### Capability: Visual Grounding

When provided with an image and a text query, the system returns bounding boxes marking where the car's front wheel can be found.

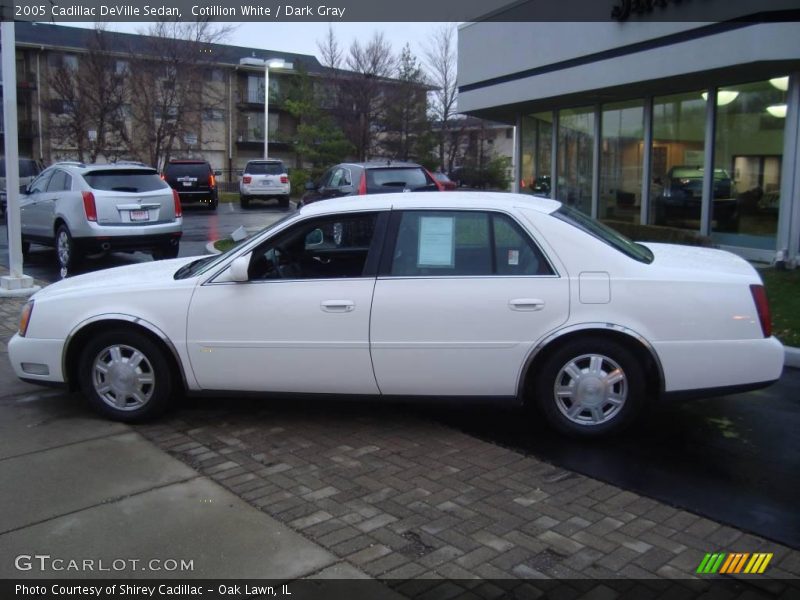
[240,195,250,209]
[78,329,175,422]
[534,338,646,437]
[55,224,81,274]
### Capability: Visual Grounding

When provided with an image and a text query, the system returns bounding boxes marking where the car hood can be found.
[641,243,760,281]
[33,256,200,300]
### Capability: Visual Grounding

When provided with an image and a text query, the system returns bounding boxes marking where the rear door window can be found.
[84,170,168,192]
[246,162,284,175]
[46,170,71,192]
[366,168,432,193]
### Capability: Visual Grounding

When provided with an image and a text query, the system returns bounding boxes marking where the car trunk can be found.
[83,169,176,225]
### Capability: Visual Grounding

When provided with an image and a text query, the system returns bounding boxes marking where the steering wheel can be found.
[273,247,302,279]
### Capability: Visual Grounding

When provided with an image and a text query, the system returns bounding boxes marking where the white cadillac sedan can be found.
[8,193,784,437]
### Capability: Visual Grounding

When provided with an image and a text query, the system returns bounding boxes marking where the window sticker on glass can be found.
[508,249,520,266]
[418,216,455,267]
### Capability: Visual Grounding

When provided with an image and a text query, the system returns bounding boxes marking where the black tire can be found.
[209,196,219,210]
[153,244,180,260]
[240,195,250,209]
[77,328,175,422]
[55,224,82,273]
[533,338,646,437]
[21,240,30,257]
[279,196,290,209]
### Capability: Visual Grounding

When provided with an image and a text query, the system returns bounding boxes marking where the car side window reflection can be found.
[28,171,53,194]
[248,213,378,281]
[390,211,553,277]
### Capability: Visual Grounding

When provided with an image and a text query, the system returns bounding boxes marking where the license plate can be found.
[130,210,150,222]
[182,181,192,187]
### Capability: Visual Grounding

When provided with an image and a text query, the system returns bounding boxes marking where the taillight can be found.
[425,168,444,191]
[750,284,771,338]
[209,174,216,188]
[160,174,165,180]
[82,191,97,221]
[243,176,252,184]
[280,176,288,184]
[358,173,367,195]
[172,189,182,218]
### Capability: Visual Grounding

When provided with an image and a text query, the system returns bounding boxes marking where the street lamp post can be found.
[239,57,292,159]
[262,58,287,159]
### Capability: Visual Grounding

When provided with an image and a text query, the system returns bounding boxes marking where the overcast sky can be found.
[69,22,450,67]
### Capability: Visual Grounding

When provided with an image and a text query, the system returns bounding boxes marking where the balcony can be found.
[236,128,291,149]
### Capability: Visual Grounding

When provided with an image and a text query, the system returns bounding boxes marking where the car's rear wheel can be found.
[240,195,250,209]
[279,196,290,209]
[21,240,30,257]
[78,329,174,422]
[55,224,81,274]
[534,338,645,437]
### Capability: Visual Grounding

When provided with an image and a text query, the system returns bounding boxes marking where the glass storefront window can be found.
[712,79,787,249]
[600,100,644,224]
[650,91,707,229]
[557,107,594,214]
[520,112,553,198]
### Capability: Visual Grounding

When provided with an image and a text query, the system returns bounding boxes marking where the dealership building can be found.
[458,4,800,263]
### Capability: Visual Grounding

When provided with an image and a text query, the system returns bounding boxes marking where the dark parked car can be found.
[653,166,738,231]
[300,161,442,207]
[163,160,219,210]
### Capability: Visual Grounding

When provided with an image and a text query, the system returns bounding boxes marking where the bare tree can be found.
[317,25,343,71]
[337,32,396,160]
[424,24,460,172]
[46,25,127,162]
[124,20,234,169]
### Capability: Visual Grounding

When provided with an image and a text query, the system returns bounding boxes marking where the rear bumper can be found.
[74,231,182,254]
[655,336,784,395]
[176,190,217,203]
[240,185,290,198]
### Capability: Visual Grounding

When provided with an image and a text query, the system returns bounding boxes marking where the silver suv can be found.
[239,159,290,209]
[20,162,183,272]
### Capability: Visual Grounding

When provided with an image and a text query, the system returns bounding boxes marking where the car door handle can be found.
[321,300,355,313]
[509,298,545,311]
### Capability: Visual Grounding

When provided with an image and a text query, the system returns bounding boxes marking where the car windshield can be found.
[366,168,433,193]
[246,162,284,175]
[84,170,168,192]
[174,212,299,280]
[554,204,654,264]
[669,167,730,180]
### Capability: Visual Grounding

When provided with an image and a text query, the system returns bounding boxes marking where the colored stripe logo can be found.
[696,552,773,574]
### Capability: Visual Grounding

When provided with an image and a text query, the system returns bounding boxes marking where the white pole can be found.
[2,22,23,280]
[264,60,269,158]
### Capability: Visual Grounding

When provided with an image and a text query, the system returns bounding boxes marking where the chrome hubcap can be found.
[554,353,627,426]
[92,344,155,411]
[56,231,70,267]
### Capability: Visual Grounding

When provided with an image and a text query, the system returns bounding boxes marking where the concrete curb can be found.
[205,241,221,255]
[785,346,800,369]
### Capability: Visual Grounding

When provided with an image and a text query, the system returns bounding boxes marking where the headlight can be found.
[19,300,34,337]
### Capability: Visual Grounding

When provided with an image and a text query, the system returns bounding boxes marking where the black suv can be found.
[300,161,442,207]
[163,160,219,210]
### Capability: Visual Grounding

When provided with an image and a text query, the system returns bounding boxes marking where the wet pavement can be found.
[428,370,800,549]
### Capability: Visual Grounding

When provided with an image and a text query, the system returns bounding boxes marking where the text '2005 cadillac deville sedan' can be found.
[8,192,784,437]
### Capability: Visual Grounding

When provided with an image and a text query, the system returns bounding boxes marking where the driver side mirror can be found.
[229,253,251,282]
[213,170,222,176]
[339,184,354,194]
[305,229,324,248]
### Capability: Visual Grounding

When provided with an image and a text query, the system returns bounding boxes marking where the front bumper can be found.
[8,334,67,385]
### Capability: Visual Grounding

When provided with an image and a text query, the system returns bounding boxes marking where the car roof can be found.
[339,161,424,170]
[299,191,562,216]
[167,160,209,164]
[245,159,283,164]
[47,162,158,174]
